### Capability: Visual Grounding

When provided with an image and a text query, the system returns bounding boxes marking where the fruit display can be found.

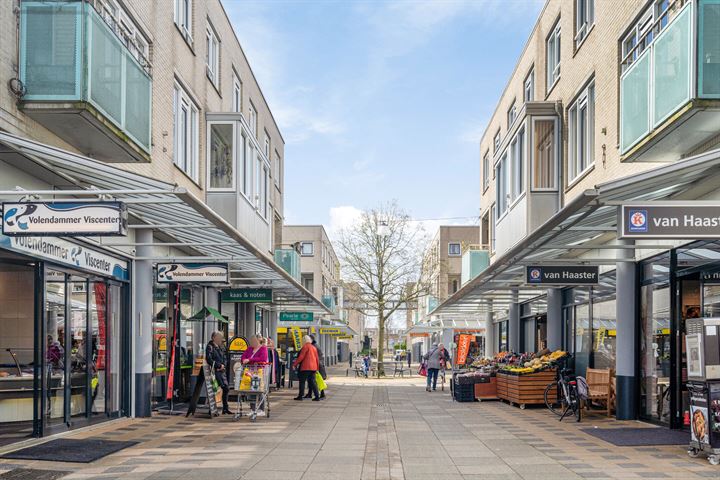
[499,349,567,375]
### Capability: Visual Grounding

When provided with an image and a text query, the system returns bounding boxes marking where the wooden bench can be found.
[584,368,614,417]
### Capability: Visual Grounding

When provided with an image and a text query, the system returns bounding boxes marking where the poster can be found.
[290,327,302,350]
[686,334,703,378]
[456,334,473,366]
[202,363,219,416]
[691,405,710,445]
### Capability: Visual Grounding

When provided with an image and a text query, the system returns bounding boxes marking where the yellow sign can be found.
[290,327,302,350]
[158,337,167,352]
[337,335,353,340]
[310,327,316,334]
[277,327,288,333]
[228,336,248,352]
[320,327,342,335]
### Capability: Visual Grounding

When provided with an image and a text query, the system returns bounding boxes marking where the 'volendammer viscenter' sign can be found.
[526,266,599,285]
[2,201,127,236]
[156,263,229,283]
[620,203,720,239]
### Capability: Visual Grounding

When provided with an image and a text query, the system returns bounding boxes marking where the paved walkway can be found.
[0,370,717,480]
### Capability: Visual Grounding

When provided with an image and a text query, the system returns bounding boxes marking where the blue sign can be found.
[627,209,649,233]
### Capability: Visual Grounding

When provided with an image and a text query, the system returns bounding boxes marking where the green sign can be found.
[279,311,314,322]
[221,288,272,303]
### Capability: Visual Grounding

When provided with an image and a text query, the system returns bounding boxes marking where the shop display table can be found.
[473,376,498,401]
[496,369,556,409]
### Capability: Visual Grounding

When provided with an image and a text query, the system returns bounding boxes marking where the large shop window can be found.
[497,321,509,352]
[591,299,616,370]
[640,282,671,423]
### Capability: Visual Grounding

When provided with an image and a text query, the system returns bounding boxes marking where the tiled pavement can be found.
[0,371,717,480]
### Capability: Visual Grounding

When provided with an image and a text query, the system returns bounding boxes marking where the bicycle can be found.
[544,366,582,422]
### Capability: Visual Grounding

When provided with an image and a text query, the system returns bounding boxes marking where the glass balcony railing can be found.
[19,1,152,155]
[461,247,490,286]
[620,0,720,156]
[322,295,336,312]
[274,248,301,282]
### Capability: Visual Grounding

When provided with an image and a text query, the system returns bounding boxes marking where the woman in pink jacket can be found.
[241,334,268,365]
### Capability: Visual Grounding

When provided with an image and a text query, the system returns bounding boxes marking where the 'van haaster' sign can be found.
[620,203,720,239]
[156,263,229,283]
[2,202,127,236]
[526,266,599,285]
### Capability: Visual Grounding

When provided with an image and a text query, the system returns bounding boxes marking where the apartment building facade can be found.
[436,0,720,429]
[0,0,325,445]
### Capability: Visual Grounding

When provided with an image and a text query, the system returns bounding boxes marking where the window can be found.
[575,0,594,47]
[524,68,534,102]
[232,73,242,112]
[481,211,490,249]
[241,135,250,196]
[451,279,459,294]
[261,164,269,218]
[301,273,314,291]
[208,122,234,190]
[173,83,199,181]
[507,100,517,128]
[496,153,509,216]
[510,128,525,200]
[621,1,671,70]
[300,242,314,256]
[482,151,490,191]
[255,155,263,209]
[263,131,270,158]
[493,130,501,153]
[206,25,219,87]
[248,102,258,137]
[546,21,561,90]
[490,204,496,252]
[532,118,557,190]
[174,0,192,42]
[448,243,461,256]
[568,81,595,182]
[274,150,282,188]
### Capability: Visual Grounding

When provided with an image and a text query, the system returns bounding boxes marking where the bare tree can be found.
[337,201,429,376]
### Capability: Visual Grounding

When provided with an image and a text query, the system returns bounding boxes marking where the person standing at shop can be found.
[305,335,326,399]
[206,331,231,414]
[241,334,269,365]
[292,335,320,401]
[423,343,450,392]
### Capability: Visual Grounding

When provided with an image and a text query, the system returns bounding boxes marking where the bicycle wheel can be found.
[544,381,564,416]
[570,388,582,422]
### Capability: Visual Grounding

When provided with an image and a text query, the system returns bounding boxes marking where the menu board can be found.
[202,363,219,417]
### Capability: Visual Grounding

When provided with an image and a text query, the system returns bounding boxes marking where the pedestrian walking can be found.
[423,343,450,392]
[206,331,231,414]
[292,335,320,401]
[305,335,326,399]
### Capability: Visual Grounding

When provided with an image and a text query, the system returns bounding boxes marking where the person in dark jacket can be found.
[305,335,326,399]
[206,331,231,414]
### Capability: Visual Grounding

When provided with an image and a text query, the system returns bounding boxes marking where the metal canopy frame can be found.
[433,147,720,316]
[0,132,330,315]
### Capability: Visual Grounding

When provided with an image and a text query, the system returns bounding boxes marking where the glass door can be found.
[44,270,67,427]
[68,277,88,422]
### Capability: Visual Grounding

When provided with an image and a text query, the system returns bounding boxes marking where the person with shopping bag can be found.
[305,335,326,399]
[423,343,449,392]
[292,335,320,401]
[206,331,231,414]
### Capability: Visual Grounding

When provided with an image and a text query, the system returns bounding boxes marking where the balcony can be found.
[322,295,337,313]
[461,246,490,286]
[19,1,152,163]
[620,0,720,162]
[274,248,301,282]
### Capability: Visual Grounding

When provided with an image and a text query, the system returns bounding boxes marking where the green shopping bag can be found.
[315,371,327,391]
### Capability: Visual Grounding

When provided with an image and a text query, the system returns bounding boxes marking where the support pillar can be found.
[484,301,494,357]
[546,288,563,351]
[616,239,637,420]
[509,291,520,353]
[133,229,153,417]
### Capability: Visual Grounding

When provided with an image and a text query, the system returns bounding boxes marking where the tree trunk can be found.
[377,313,385,377]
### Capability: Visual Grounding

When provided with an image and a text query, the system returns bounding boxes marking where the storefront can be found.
[0,235,130,445]
[520,297,548,354]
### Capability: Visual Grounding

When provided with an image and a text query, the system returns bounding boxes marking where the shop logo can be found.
[3,204,37,231]
[528,267,542,283]
[157,264,179,281]
[628,209,648,233]
[70,246,83,266]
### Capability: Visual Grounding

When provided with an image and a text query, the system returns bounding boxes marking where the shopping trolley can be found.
[232,362,272,422]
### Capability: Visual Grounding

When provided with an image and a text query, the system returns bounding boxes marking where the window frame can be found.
[575,0,595,48]
[490,203,496,254]
[546,20,561,92]
[493,130,501,154]
[173,82,200,183]
[510,127,526,202]
[448,243,462,257]
[174,0,192,43]
[206,23,220,88]
[482,150,490,192]
[206,121,236,192]
[495,152,509,219]
[530,116,560,192]
[274,149,282,190]
[248,102,258,138]
[507,100,517,129]
[300,242,314,256]
[240,133,250,198]
[232,71,242,113]
[567,80,595,185]
[524,68,534,102]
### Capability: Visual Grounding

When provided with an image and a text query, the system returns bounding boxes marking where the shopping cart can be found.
[232,362,272,422]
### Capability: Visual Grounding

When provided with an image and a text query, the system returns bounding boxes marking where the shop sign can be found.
[337,335,353,340]
[290,326,302,350]
[526,266,598,285]
[456,334,473,365]
[2,201,127,236]
[319,327,343,335]
[279,311,314,322]
[228,336,248,353]
[156,263,228,283]
[0,234,128,280]
[702,272,720,284]
[620,203,720,239]
[221,288,272,303]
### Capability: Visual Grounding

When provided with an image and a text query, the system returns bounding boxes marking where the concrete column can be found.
[268,310,278,344]
[546,288,563,351]
[509,291,520,352]
[616,239,637,420]
[484,302,494,357]
[133,229,153,417]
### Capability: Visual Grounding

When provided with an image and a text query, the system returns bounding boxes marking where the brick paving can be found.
[0,370,717,480]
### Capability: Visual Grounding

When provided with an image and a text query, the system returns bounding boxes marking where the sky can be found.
[224,0,545,237]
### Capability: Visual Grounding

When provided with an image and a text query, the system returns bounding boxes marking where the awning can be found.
[433,147,720,315]
[188,306,228,323]
[0,132,330,315]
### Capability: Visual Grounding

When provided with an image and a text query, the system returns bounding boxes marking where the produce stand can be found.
[496,369,556,409]
[474,376,498,401]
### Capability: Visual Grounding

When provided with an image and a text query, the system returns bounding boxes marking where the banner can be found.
[456,334,473,366]
[2,201,127,236]
[290,327,302,350]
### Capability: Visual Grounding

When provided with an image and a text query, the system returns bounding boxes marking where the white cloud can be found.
[327,205,363,239]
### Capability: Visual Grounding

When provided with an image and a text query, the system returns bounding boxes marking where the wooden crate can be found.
[473,377,498,400]
[496,369,556,408]
[496,372,508,399]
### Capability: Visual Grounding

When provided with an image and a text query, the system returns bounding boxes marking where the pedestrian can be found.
[305,335,326,399]
[292,335,320,401]
[241,334,269,415]
[362,353,371,378]
[423,343,450,392]
[206,331,231,414]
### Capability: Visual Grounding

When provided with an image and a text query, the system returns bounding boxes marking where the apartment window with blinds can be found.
[568,81,595,183]
[575,0,594,47]
[524,68,534,102]
[232,73,241,112]
[206,25,219,87]
[510,128,525,200]
[173,83,199,182]
[448,243,462,256]
[482,151,490,191]
[546,21,561,90]
[174,0,192,42]
[532,119,557,190]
